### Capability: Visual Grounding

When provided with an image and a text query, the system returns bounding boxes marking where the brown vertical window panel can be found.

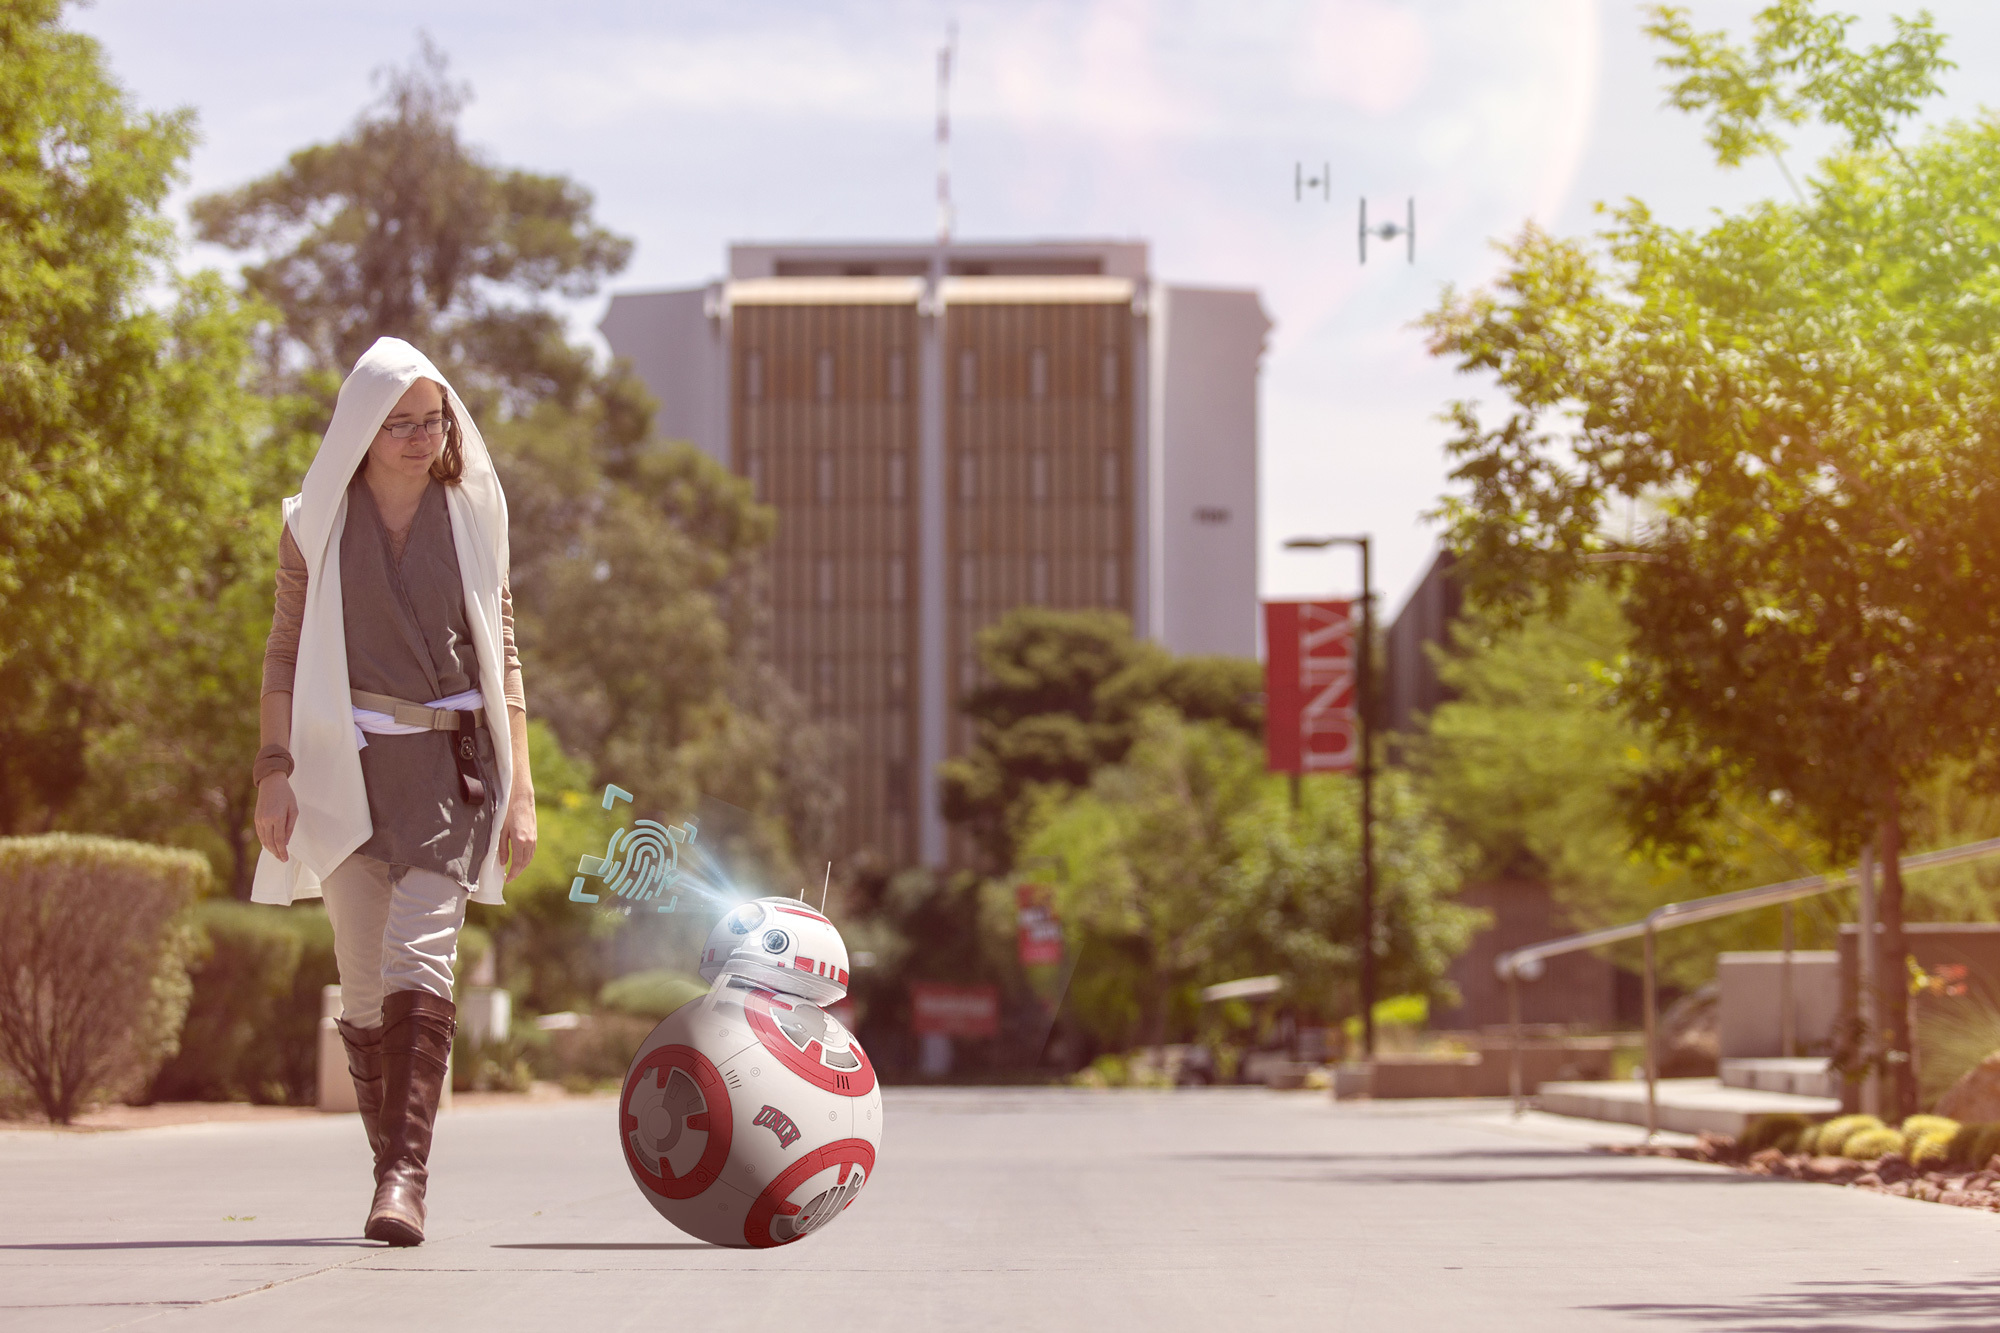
[731,298,922,865]
[944,298,1135,744]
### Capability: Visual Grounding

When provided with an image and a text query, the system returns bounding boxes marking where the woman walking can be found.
[251,337,537,1246]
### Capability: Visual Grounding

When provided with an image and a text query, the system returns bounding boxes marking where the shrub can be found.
[1909,1129,1953,1169]
[1814,1114,1885,1157]
[598,970,706,1022]
[148,902,337,1105]
[1740,1113,1814,1155]
[1945,1121,2000,1170]
[0,835,205,1123]
[1842,1127,1907,1160]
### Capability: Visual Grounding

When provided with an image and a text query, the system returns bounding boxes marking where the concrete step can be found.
[1720,1056,1839,1098]
[1537,1076,1840,1137]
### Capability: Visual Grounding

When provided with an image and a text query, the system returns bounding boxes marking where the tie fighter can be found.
[1295,161,1331,202]
[1359,197,1416,264]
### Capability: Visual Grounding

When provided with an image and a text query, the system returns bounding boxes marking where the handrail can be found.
[1491,833,2000,1133]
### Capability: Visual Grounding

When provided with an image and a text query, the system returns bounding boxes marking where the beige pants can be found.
[320,853,467,1030]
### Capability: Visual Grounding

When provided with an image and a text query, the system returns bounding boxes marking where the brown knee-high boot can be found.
[336,1018,385,1168]
[366,990,455,1247]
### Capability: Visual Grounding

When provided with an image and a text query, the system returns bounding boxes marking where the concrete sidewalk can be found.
[5,1089,1999,1331]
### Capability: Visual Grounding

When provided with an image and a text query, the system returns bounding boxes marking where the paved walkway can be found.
[5,1089,1999,1331]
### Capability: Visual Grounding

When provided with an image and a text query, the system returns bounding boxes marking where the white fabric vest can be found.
[251,338,514,907]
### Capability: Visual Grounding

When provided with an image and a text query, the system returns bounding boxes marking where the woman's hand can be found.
[255,774,299,861]
[500,782,538,881]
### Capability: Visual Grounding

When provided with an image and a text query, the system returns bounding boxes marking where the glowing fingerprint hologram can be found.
[570,784,696,912]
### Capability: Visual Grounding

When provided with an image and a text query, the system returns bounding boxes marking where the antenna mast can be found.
[936,22,957,246]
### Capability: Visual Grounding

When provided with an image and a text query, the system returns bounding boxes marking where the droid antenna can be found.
[821,862,832,913]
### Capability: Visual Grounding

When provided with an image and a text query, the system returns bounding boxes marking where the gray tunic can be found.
[341,474,496,888]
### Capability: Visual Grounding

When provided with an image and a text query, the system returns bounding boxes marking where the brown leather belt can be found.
[350,690,488,806]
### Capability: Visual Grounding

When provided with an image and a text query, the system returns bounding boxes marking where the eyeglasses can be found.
[380,416,451,441]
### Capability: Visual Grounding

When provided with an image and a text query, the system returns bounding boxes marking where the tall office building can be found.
[600,239,1268,868]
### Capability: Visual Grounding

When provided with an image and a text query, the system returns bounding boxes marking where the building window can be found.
[959,554,977,605]
[1100,348,1119,400]
[1194,506,1230,524]
[1101,556,1120,604]
[816,349,835,402]
[817,450,835,504]
[958,348,977,400]
[1030,347,1049,400]
[745,350,764,402]
[1101,451,1120,502]
[886,653,908,705]
[958,452,979,504]
[887,451,907,503]
[1031,554,1050,605]
[1031,451,1050,503]
[817,557,836,607]
[888,349,907,401]
[887,555,906,604]
[815,655,836,707]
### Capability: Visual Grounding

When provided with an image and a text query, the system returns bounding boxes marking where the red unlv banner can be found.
[1264,600,1358,774]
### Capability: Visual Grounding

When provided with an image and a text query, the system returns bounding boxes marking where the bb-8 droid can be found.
[618,896,883,1247]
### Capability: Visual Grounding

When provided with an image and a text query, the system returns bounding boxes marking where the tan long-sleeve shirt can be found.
[260,522,526,710]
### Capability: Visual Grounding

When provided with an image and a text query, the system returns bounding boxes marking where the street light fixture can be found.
[1281,534,1378,1058]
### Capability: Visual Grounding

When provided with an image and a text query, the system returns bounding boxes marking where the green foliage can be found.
[1740,1111,1815,1155]
[1814,1113,1884,1156]
[1423,5,1991,1113]
[1916,996,2000,1112]
[1018,709,1477,1049]
[1416,587,1846,987]
[187,36,630,410]
[1841,1126,1907,1161]
[467,719,630,1012]
[0,2,267,840]
[0,834,205,1122]
[942,607,1261,867]
[1646,1,1951,173]
[598,969,706,1021]
[149,900,336,1104]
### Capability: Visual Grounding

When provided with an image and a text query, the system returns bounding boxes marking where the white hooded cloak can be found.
[251,337,514,907]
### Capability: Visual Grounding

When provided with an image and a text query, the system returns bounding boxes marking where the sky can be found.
[67,0,2000,618]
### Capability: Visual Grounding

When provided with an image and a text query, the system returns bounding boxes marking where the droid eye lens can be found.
[726,903,765,934]
[762,929,790,953]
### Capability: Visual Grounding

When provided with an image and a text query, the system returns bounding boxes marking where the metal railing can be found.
[1493,834,2000,1136]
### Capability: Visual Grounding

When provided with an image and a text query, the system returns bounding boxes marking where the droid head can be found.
[700,897,850,1005]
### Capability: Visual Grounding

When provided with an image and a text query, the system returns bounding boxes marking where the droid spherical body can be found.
[620,897,882,1247]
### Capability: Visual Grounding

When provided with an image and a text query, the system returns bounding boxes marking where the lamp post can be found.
[1282,534,1376,1056]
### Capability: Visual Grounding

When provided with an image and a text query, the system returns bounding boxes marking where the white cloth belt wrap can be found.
[350,688,487,748]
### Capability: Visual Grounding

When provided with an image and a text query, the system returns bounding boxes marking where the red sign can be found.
[1264,600,1358,774]
[909,982,999,1038]
[1015,884,1064,966]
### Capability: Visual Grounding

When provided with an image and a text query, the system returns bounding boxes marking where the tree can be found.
[1422,0,1993,1114]
[188,36,630,411]
[941,607,1262,867]
[194,37,840,875]
[1017,709,1477,1049]
[0,1,265,836]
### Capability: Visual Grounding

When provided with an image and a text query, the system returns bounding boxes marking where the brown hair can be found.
[427,391,464,485]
